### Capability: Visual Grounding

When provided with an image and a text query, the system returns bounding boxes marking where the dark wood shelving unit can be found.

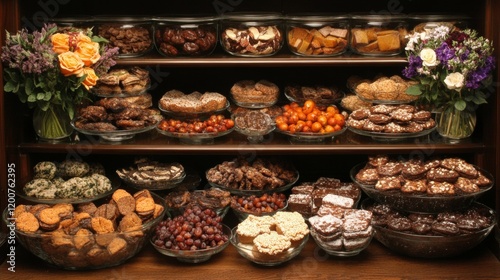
[1,0,499,278]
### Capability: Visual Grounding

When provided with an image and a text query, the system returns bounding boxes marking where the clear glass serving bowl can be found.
[309,227,373,257]
[2,192,166,270]
[277,126,347,142]
[72,121,158,142]
[150,224,231,263]
[206,169,299,196]
[361,199,496,258]
[230,225,309,266]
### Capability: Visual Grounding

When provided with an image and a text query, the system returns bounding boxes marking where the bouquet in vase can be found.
[402,25,495,138]
[1,24,119,139]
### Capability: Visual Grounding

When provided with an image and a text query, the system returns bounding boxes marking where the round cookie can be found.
[33,161,57,180]
[16,212,40,232]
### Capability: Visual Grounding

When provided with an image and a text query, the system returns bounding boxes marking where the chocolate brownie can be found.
[291,183,314,194]
[316,204,345,218]
[287,193,312,214]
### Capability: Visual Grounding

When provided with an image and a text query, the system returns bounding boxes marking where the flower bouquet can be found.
[1,24,118,140]
[402,25,495,139]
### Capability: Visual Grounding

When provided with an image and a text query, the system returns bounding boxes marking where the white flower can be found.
[444,72,465,91]
[420,48,438,67]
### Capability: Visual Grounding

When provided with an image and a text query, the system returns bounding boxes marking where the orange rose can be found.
[75,41,101,66]
[81,67,98,90]
[76,33,92,43]
[58,52,84,77]
[51,33,70,54]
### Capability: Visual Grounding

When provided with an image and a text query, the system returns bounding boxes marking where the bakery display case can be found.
[1,0,499,278]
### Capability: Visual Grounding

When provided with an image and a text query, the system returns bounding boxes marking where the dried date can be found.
[156,25,217,56]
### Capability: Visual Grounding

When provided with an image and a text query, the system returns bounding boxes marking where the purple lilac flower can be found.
[465,56,496,89]
[435,43,455,68]
[403,55,422,78]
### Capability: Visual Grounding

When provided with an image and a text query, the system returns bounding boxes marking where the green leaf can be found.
[454,100,467,111]
[27,94,37,102]
[472,95,488,105]
[406,85,422,96]
[4,81,18,93]
[25,77,35,95]
[43,92,52,101]
[36,93,45,100]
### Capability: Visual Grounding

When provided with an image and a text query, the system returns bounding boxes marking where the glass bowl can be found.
[72,120,158,142]
[94,16,154,57]
[309,227,373,257]
[2,192,166,270]
[159,100,230,120]
[351,162,494,213]
[153,15,218,57]
[165,188,232,219]
[230,194,288,222]
[206,168,299,196]
[277,126,347,142]
[156,126,234,144]
[118,170,186,191]
[285,14,350,57]
[232,111,275,143]
[220,12,284,57]
[230,225,309,266]
[150,224,231,263]
[284,85,345,106]
[347,126,436,142]
[350,14,408,56]
[362,199,496,258]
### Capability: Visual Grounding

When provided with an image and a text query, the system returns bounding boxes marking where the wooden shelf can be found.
[116,52,408,67]
[15,130,486,155]
[1,234,498,279]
